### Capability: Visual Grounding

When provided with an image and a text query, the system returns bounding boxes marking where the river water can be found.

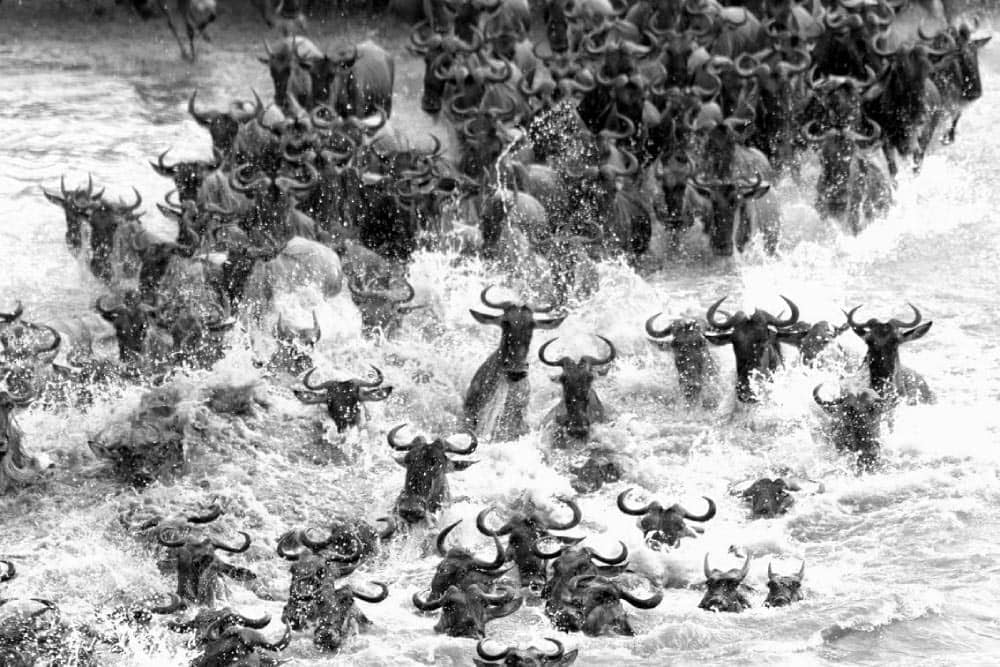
[2,3,1000,666]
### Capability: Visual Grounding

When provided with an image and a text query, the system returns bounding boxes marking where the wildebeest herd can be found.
[0,0,986,664]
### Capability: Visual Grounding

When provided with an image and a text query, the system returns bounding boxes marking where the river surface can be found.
[2,3,1000,666]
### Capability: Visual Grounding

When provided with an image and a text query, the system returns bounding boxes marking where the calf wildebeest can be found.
[699,552,752,612]
[294,366,392,432]
[814,384,886,470]
[784,318,850,366]
[388,424,478,524]
[764,560,805,607]
[413,583,523,639]
[538,335,615,443]
[475,637,579,666]
[464,286,566,441]
[476,496,583,591]
[845,303,934,404]
[704,295,802,402]
[741,478,798,518]
[645,314,720,407]
[616,488,716,549]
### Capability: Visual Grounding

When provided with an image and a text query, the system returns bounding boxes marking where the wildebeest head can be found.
[311,580,389,653]
[947,23,991,102]
[802,116,883,222]
[741,478,797,518]
[187,90,254,156]
[86,188,144,284]
[189,622,291,667]
[538,335,615,439]
[569,450,623,494]
[646,314,715,403]
[150,148,222,201]
[271,311,320,376]
[295,366,392,432]
[95,291,156,364]
[534,541,629,604]
[699,552,752,612]
[845,304,932,400]
[88,425,184,488]
[259,36,318,110]
[813,384,885,469]
[476,496,583,591]
[688,173,771,256]
[784,317,850,366]
[422,518,508,596]
[764,560,804,607]
[348,278,423,337]
[617,489,716,549]
[156,527,255,606]
[409,23,483,114]
[164,306,236,369]
[166,606,271,647]
[41,175,105,252]
[565,574,663,636]
[703,295,802,402]
[132,227,199,303]
[413,583,523,638]
[389,425,478,524]
[475,637,579,666]
[470,286,567,381]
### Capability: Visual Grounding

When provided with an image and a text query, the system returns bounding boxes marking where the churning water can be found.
[2,4,1000,665]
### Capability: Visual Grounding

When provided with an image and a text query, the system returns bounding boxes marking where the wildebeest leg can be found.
[943,111,960,145]
[883,144,898,179]
[159,3,191,60]
[913,113,941,175]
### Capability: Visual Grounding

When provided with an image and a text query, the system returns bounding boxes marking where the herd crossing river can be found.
[2,0,1000,665]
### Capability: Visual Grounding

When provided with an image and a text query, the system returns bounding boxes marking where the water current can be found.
[2,3,1000,665]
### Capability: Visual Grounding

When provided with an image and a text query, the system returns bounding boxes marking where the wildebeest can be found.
[703,295,802,402]
[845,303,934,403]
[388,424,478,524]
[699,552,752,612]
[476,496,583,591]
[348,278,423,337]
[688,173,781,256]
[930,22,991,144]
[0,597,97,666]
[464,286,566,441]
[474,637,579,666]
[412,583,523,638]
[533,541,630,628]
[311,581,389,653]
[313,41,395,118]
[165,606,271,647]
[425,519,508,596]
[538,335,615,442]
[764,560,804,607]
[259,36,324,110]
[740,478,798,518]
[548,574,662,636]
[569,449,624,494]
[122,0,217,61]
[41,175,105,253]
[784,318,850,366]
[0,382,52,493]
[189,622,291,667]
[155,525,257,606]
[270,311,320,375]
[294,366,393,432]
[814,384,886,470]
[645,314,720,407]
[616,488,716,549]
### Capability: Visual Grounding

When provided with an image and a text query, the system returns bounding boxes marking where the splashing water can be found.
[3,5,1000,666]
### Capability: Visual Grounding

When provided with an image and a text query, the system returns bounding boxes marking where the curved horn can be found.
[352,581,390,603]
[187,505,223,524]
[276,530,304,560]
[680,497,716,522]
[32,325,61,357]
[844,305,868,332]
[617,488,654,515]
[620,586,664,609]
[476,507,512,537]
[302,367,335,391]
[412,589,445,611]
[444,431,478,455]
[212,531,252,553]
[888,303,922,329]
[356,365,384,388]
[480,284,514,310]
[436,520,462,556]
[812,383,844,408]
[0,302,24,323]
[476,639,512,661]
[538,338,570,367]
[545,496,582,531]
[767,295,800,327]
[589,541,629,564]
[151,149,178,177]
[706,296,737,329]
[581,335,616,367]
[149,593,185,614]
[387,424,417,451]
[188,90,212,126]
[645,312,673,338]
[156,526,188,548]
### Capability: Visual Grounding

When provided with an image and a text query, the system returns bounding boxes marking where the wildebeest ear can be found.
[744,183,771,200]
[775,328,807,344]
[42,190,66,206]
[974,36,992,49]
[361,386,393,402]
[901,321,932,342]
[561,649,580,664]
[703,331,732,346]
[740,480,763,497]
[469,309,500,326]
[88,440,112,459]
[257,56,270,65]
[534,314,568,330]
[394,456,408,467]
[449,459,478,471]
